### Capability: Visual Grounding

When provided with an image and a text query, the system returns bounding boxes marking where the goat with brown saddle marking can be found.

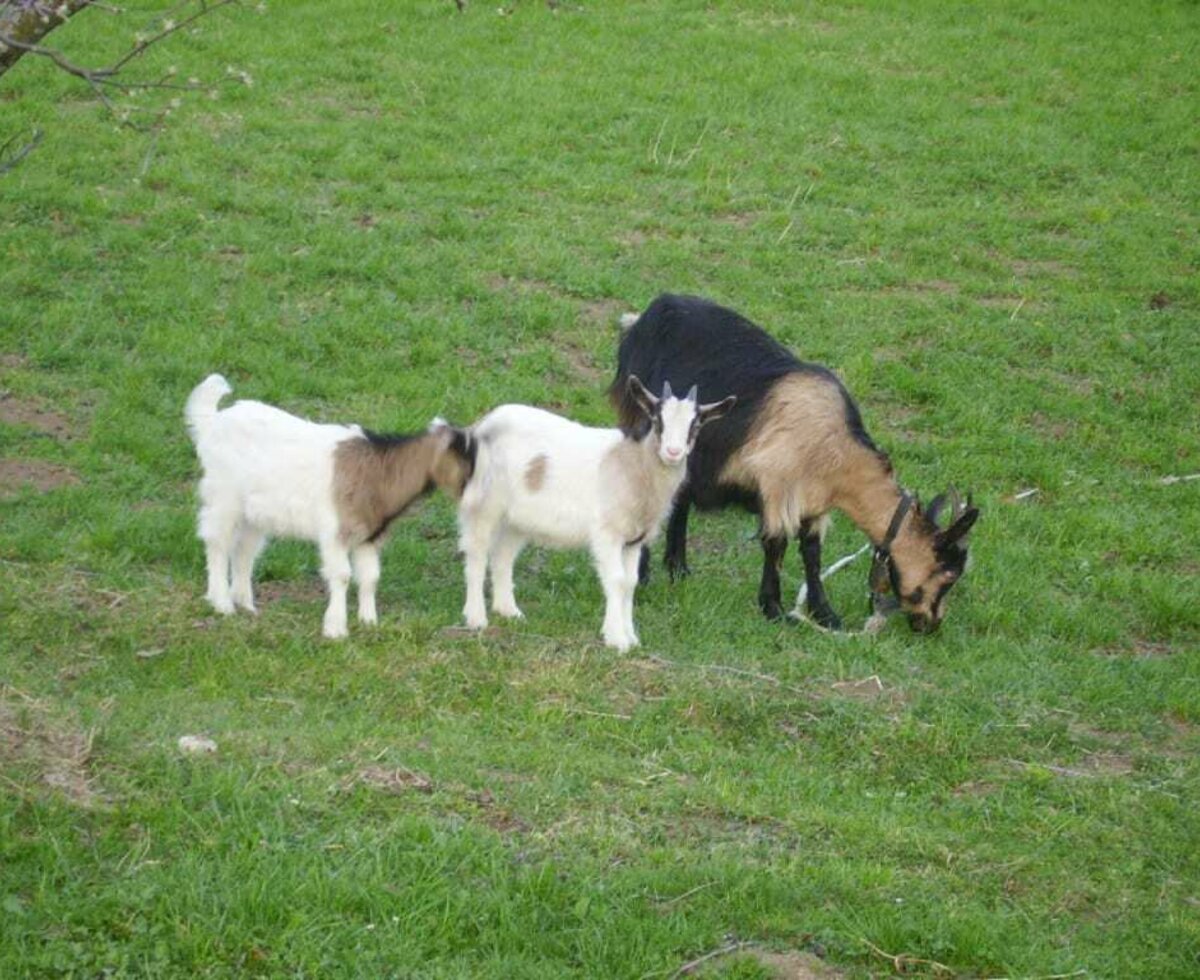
[610,294,979,633]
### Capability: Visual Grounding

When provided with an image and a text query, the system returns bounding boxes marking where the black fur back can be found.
[609,294,882,510]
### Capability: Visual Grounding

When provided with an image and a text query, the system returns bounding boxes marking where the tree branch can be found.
[0,125,41,173]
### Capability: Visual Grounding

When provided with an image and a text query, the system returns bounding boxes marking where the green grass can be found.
[1,0,1198,976]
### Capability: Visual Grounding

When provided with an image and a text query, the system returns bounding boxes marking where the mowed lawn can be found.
[1,1,1198,976]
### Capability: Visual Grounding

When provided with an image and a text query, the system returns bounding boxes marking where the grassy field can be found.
[1,0,1198,976]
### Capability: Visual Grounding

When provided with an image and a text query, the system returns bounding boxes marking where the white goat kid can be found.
[457,378,735,651]
[186,374,473,639]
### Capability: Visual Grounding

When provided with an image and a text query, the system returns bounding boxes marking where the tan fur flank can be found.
[333,431,469,545]
[720,374,854,536]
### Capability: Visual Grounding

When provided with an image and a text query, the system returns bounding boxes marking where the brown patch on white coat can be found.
[524,453,548,493]
[333,423,475,545]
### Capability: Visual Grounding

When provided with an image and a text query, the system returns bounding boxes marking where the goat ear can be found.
[937,507,980,550]
[698,394,737,425]
[627,375,659,417]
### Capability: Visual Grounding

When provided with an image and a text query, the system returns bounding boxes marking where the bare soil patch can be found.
[356,765,433,794]
[732,949,845,979]
[1,353,28,369]
[557,338,605,382]
[0,458,80,497]
[578,297,626,327]
[0,392,75,440]
[0,695,104,808]
[1079,752,1136,777]
[254,579,327,605]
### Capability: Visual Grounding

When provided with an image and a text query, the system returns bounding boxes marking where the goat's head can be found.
[427,418,477,498]
[871,487,980,633]
[627,376,736,467]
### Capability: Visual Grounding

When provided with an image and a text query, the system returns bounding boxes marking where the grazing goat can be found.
[457,378,735,651]
[610,294,979,634]
[186,374,475,639]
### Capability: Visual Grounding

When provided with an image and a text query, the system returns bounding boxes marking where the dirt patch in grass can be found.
[1,352,29,369]
[356,765,433,794]
[712,210,760,228]
[1010,257,1077,278]
[0,392,76,440]
[556,338,605,382]
[0,458,80,496]
[254,579,327,605]
[826,675,909,709]
[1096,637,1178,658]
[892,279,959,296]
[0,695,104,808]
[723,949,845,979]
[578,296,627,327]
[1028,410,1074,441]
[1080,751,1136,776]
[1040,368,1096,397]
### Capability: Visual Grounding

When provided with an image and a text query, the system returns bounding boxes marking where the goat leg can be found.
[758,532,788,620]
[798,518,842,630]
[663,491,692,581]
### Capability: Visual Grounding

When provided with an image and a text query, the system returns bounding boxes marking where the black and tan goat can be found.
[609,294,979,633]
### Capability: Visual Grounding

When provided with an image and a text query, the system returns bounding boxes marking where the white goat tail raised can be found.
[186,375,475,639]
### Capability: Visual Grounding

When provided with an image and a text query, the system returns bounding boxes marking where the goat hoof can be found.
[323,626,348,640]
[665,562,691,583]
[759,600,785,621]
[494,604,524,620]
[810,607,843,631]
[207,595,236,615]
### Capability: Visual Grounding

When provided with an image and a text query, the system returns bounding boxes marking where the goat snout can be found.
[662,445,685,463]
[907,612,940,634]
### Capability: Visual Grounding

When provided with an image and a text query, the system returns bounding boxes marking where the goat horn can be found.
[662,380,674,400]
[926,493,948,527]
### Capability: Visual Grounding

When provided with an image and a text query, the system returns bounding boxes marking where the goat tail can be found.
[458,431,494,515]
[618,312,639,332]
[185,373,232,441]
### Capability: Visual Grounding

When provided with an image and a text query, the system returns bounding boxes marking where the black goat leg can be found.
[663,490,692,581]
[798,518,842,630]
[758,531,788,620]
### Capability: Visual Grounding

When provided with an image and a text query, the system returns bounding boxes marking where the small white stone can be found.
[178,735,218,755]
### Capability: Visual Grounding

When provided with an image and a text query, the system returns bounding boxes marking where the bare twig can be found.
[862,937,954,976]
[672,939,756,977]
[1159,473,1200,485]
[1006,758,1091,779]
[646,654,805,695]
[0,0,244,161]
[658,880,716,907]
[0,127,42,174]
